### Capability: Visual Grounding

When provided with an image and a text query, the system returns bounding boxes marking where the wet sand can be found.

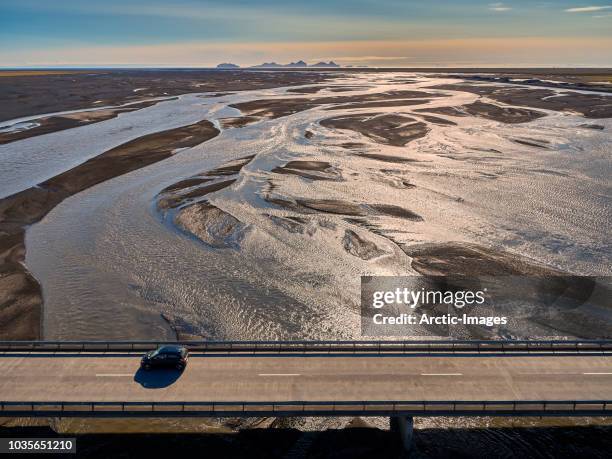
[320,114,429,146]
[272,160,340,181]
[157,156,254,211]
[0,120,219,339]
[403,242,564,276]
[0,99,164,145]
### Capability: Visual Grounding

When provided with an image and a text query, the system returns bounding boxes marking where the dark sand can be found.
[439,71,612,93]
[402,242,611,339]
[0,120,219,339]
[416,101,545,123]
[272,160,340,181]
[228,90,443,126]
[157,156,255,254]
[203,156,255,176]
[268,215,312,234]
[286,85,367,94]
[340,142,367,149]
[323,99,431,110]
[368,204,423,221]
[320,114,429,147]
[0,99,164,145]
[0,70,336,123]
[266,196,423,222]
[157,156,254,211]
[175,202,248,249]
[343,229,387,260]
[228,98,320,125]
[431,84,612,119]
[220,116,261,129]
[285,86,326,94]
[296,198,365,216]
[158,179,237,210]
[355,153,420,164]
[3,68,609,124]
[403,242,564,277]
[579,124,605,130]
[415,114,458,126]
[513,138,551,149]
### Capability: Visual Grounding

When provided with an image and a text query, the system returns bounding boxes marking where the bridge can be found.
[2,340,610,450]
[1,339,611,417]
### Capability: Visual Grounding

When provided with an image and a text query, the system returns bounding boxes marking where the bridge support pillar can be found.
[390,416,414,451]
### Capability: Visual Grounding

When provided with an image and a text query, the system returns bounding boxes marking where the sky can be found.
[1,0,611,67]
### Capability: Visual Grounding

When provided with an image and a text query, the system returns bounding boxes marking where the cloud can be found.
[565,5,612,12]
[489,2,512,11]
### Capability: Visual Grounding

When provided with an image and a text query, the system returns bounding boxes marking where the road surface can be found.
[1,354,611,403]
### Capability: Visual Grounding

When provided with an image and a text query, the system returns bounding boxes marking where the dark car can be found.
[141,345,189,371]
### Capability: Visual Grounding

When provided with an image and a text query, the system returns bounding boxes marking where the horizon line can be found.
[2,65,612,70]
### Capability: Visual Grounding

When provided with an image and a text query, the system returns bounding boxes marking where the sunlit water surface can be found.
[9,73,609,340]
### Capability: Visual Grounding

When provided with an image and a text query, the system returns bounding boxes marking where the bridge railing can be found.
[0,400,610,417]
[0,340,611,354]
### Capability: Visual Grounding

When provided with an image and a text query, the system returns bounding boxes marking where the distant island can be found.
[216,61,340,69]
[311,61,341,68]
[252,60,340,68]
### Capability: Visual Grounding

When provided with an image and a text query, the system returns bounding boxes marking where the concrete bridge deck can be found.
[1,345,611,417]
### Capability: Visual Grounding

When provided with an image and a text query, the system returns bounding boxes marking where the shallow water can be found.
[10,72,610,340]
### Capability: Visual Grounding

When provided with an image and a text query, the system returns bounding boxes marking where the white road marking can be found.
[95,373,133,377]
[583,372,612,375]
[258,373,301,377]
[421,373,463,376]
[518,372,576,376]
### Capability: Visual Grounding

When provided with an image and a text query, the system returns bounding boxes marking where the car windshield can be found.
[151,346,183,357]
